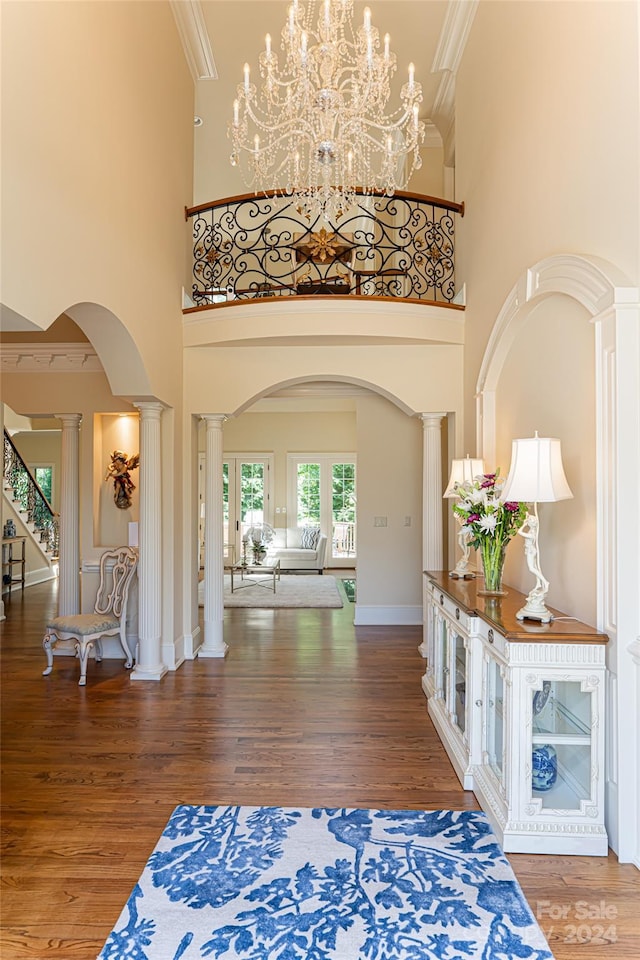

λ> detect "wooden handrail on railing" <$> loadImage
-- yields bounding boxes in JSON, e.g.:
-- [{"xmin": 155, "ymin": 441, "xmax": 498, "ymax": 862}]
[
  {"xmin": 185, "ymin": 188, "xmax": 464, "ymax": 310},
  {"xmin": 3, "ymin": 428, "xmax": 59, "ymax": 558}
]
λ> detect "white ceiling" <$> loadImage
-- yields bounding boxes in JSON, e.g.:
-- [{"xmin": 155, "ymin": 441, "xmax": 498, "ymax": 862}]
[{"xmin": 191, "ymin": 0, "xmax": 452, "ymax": 203}]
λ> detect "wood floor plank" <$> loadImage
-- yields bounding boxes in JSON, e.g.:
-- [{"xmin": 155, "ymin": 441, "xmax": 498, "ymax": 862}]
[{"xmin": 1, "ymin": 579, "xmax": 638, "ymax": 958}]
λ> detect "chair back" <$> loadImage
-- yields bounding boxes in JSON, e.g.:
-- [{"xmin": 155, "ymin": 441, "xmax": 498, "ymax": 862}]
[{"xmin": 94, "ymin": 546, "xmax": 138, "ymax": 621}]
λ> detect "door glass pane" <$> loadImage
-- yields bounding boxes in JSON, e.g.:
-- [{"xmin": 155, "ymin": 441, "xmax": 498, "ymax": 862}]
[
  {"xmin": 331, "ymin": 463, "xmax": 356, "ymax": 559},
  {"xmin": 222, "ymin": 463, "xmax": 230, "ymax": 542},
  {"xmin": 240, "ymin": 463, "xmax": 265, "ymax": 539},
  {"xmin": 297, "ymin": 463, "xmax": 320, "ymax": 526},
  {"xmin": 454, "ymin": 633, "xmax": 466, "ymax": 733},
  {"xmin": 532, "ymin": 680, "xmax": 592, "ymax": 809},
  {"xmin": 486, "ymin": 659, "xmax": 504, "ymax": 781}
]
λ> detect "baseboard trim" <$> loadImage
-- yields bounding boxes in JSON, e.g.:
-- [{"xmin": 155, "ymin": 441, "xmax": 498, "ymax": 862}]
[{"xmin": 353, "ymin": 604, "xmax": 422, "ymax": 626}]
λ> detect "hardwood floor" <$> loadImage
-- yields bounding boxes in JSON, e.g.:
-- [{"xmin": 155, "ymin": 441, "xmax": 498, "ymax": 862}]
[{"xmin": 1, "ymin": 579, "xmax": 638, "ymax": 958}]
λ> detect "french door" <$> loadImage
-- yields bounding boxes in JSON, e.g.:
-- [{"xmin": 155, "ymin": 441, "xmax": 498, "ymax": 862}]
[
  {"xmin": 287, "ymin": 454, "xmax": 357, "ymax": 567},
  {"xmin": 199, "ymin": 454, "xmax": 272, "ymax": 565}
]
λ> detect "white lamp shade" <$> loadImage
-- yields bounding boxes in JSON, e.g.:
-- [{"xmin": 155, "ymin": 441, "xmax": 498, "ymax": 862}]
[
  {"xmin": 443, "ymin": 456, "xmax": 485, "ymax": 498},
  {"xmin": 502, "ymin": 436, "xmax": 573, "ymax": 503}
]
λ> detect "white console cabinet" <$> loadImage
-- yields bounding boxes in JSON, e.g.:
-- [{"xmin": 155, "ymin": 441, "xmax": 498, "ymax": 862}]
[{"xmin": 423, "ymin": 573, "xmax": 608, "ymax": 856}]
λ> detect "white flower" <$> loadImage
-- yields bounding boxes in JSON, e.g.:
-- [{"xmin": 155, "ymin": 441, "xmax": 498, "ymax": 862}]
[
  {"xmin": 468, "ymin": 487, "xmax": 486, "ymax": 506},
  {"xmin": 478, "ymin": 514, "xmax": 498, "ymax": 535}
]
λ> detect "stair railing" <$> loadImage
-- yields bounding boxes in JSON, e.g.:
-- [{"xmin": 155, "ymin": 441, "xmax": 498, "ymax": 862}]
[{"xmin": 3, "ymin": 429, "xmax": 59, "ymax": 558}]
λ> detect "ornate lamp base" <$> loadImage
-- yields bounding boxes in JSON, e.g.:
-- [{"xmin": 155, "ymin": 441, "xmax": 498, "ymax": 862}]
[{"xmin": 515, "ymin": 591, "xmax": 553, "ymax": 623}]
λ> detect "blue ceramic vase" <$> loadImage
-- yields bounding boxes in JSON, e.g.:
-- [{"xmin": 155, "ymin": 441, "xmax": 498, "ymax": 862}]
[{"xmin": 532, "ymin": 744, "xmax": 557, "ymax": 791}]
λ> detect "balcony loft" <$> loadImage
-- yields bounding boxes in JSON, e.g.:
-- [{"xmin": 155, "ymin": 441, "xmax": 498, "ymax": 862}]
[{"xmin": 183, "ymin": 189, "xmax": 465, "ymax": 349}]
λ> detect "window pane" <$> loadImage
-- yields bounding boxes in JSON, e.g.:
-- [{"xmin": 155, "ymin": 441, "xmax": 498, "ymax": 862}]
[{"xmin": 34, "ymin": 466, "xmax": 52, "ymax": 503}]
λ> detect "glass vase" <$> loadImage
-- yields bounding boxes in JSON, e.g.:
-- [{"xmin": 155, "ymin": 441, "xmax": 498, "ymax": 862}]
[{"xmin": 478, "ymin": 539, "xmax": 508, "ymax": 596}]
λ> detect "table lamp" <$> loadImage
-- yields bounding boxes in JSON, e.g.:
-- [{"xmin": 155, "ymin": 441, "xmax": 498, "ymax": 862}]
[
  {"xmin": 444, "ymin": 455, "xmax": 485, "ymax": 578},
  {"xmin": 501, "ymin": 433, "xmax": 573, "ymax": 622}
]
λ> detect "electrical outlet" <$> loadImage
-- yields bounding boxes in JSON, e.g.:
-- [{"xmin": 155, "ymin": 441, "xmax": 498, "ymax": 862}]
[{"xmin": 374, "ymin": 516, "xmax": 387, "ymax": 527}]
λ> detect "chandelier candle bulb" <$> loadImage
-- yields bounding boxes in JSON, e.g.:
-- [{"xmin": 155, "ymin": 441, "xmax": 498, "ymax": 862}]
[
  {"xmin": 265, "ymin": 33, "xmax": 271, "ymax": 56},
  {"xmin": 408, "ymin": 62, "xmax": 415, "ymax": 91},
  {"xmin": 364, "ymin": 7, "xmax": 371, "ymax": 32},
  {"xmin": 243, "ymin": 63, "xmax": 250, "ymax": 92},
  {"xmin": 384, "ymin": 33, "xmax": 390, "ymax": 61}
]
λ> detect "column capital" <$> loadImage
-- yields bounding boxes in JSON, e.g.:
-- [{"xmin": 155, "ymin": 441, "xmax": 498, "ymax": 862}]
[
  {"xmin": 133, "ymin": 401, "xmax": 164, "ymax": 419},
  {"xmin": 55, "ymin": 413, "xmax": 82, "ymax": 425},
  {"xmin": 201, "ymin": 414, "xmax": 227, "ymax": 427},
  {"xmin": 419, "ymin": 413, "xmax": 446, "ymax": 427}
]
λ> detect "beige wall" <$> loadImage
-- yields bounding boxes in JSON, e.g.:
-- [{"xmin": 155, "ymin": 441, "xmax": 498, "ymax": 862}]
[
  {"xmin": 496, "ymin": 296, "xmax": 597, "ymax": 625},
  {"xmin": 184, "ymin": 344, "xmax": 464, "ymax": 420},
  {"xmin": 455, "ymin": 0, "xmax": 638, "ymax": 623},
  {"xmin": 408, "ymin": 146, "xmax": 445, "ymax": 198},
  {"xmin": 1, "ymin": 0, "xmax": 193, "ymax": 405},
  {"xmin": 355, "ymin": 395, "xmax": 423, "ymax": 608}
]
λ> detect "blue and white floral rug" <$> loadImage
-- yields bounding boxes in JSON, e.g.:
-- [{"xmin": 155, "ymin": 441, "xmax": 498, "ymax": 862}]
[{"xmin": 98, "ymin": 806, "xmax": 554, "ymax": 960}]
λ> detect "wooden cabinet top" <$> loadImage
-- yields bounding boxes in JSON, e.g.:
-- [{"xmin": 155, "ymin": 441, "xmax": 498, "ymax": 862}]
[{"xmin": 426, "ymin": 571, "xmax": 608, "ymax": 644}]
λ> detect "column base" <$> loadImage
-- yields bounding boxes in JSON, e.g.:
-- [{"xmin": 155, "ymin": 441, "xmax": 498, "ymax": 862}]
[
  {"xmin": 199, "ymin": 619, "xmax": 229, "ymax": 658},
  {"xmin": 130, "ymin": 662, "xmax": 168, "ymax": 682}
]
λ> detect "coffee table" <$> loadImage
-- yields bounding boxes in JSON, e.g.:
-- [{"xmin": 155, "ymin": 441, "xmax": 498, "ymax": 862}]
[{"xmin": 230, "ymin": 558, "xmax": 281, "ymax": 593}]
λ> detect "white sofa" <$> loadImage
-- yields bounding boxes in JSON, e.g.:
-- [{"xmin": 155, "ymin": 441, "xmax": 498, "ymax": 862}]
[{"xmin": 269, "ymin": 527, "xmax": 327, "ymax": 573}]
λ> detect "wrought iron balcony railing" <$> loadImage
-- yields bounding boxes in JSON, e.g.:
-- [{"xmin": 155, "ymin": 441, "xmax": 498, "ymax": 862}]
[
  {"xmin": 3, "ymin": 429, "xmax": 59, "ymax": 558},
  {"xmin": 185, "ymin": 190, "xmax": 464, "ymax": 309}
]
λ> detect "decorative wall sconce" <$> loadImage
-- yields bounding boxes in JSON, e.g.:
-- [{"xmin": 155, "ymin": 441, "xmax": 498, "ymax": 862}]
[{"xmin": 105, "ymin": 450, "xmax": 140, "ymax": 510}]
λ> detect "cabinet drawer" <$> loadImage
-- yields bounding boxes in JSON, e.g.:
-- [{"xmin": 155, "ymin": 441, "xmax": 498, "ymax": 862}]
[
  {"xmin": 477, "ymin": 618, "xmax": 507, "ymax": 656},
  {"xmin": 433, "ymin": 588, "xmax": 473, "ymax": 633}
]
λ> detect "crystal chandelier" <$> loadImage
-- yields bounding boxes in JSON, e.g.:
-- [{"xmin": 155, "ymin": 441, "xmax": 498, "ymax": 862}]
[{"xmin": 229, "ymin": 0, "xmax": 426, "ymax": 220}]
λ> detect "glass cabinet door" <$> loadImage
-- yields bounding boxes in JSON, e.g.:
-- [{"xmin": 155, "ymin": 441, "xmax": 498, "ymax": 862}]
[
  {"xmin": 453, "ymin": 632, "xmax": 466, "ymax": 734},
  {"xmin": 531, "ymin": 680, "xmax": 592, "ymax": 809},
  {"xmin": 434, "ymin": 615, "xmax": 448, "ymax": 698},
  {"xmin": 485, "ymin": 656, "xmax": 505, "ymax": 784}
]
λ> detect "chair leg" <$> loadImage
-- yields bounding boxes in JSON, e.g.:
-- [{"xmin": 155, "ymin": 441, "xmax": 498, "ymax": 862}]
[
  {"xmin": 76, "ymin": 639, "xmax": 93, "ymax": 686},
  {"xmin": 42, "ymin": 632, "xmax": 55, "ymax": 676},
  {"xmin": 118, "ymin": 628, "xmax": 134, "ymax": 669}
]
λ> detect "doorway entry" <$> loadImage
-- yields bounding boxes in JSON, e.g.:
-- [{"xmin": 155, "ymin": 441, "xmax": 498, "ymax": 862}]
[{"xmin": 287, "ymin": 454, "xmax": 356, "ymax": 567}]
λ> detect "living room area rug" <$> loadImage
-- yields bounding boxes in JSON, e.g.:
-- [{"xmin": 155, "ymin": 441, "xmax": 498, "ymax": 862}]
[
  {"xmin": 198, "ymin": 575, "xmax": 343, "ymax": 608},
  {"xmin": 97, "ymin": 806, "xmax": 553, "ymax": 960}
]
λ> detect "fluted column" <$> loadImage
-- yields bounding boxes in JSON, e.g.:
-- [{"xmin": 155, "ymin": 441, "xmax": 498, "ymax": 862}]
[
  {"xmin": 200, "ymin": 415, "xmax": 228, "ymax": 657},
  {"xmin": 131, "ymin": 402, "xmax": 167, "ymax": 681},
  {"xmin": 420, "ymin": 414, "xmax": 446, "ymax": 573},
  {"xmin": 55, "ymin": 414, "xmax": 82, "ymax": 616}
]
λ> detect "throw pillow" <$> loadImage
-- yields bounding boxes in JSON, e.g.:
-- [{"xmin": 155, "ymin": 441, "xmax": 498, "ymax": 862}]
[{"xmin": 300, "ymin": 526, "xmax": 320, "ymax": 549}]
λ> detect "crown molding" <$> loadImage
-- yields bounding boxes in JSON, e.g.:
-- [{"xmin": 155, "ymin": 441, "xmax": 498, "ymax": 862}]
[
  {"xmin": 432, "ymin": 0, "xmax": 479, "ymax": 75},
  {"xmin": 0, "ymin": 343, "xmax": 102, "ymax": 373},
  {"xmin": 430, "ymin": 0, "xmax": 479, "ymax": 166},
  {"xmin": 170, "ymin": 0, "xmax": 218, "ymax": 81}
]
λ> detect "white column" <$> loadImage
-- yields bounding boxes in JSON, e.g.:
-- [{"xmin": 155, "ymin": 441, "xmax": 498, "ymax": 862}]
[
  {"xmin": 199, "ymin": 415, "xmax": 228, "ymax": 657},
  {"xmin": 131, "ymin": 402, "xmax": 167, "ymax": 681},
  {"xmin": 55, "ymin": 413, "xmax": 82, "ymax": 616},
  {"xmin": 420, "ymin": 413, "xmax": 446, "ymax": 573}
]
